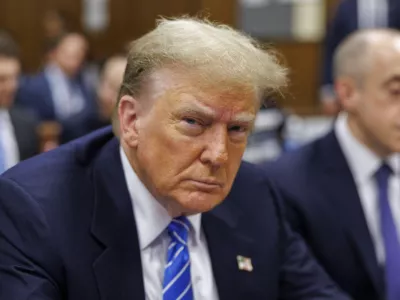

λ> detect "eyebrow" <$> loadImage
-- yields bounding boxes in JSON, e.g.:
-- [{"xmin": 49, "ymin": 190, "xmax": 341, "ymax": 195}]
[
  {"xmin": 231, "ymin": 112, "xmax": 256, "ymax": 123},
  {"xmin": 177, "ymin": 106, "xmax": 216, "ymax": 120},
  {"xmin": 177, "ymin": 103, "xmax": 255, "ymax": 124}
]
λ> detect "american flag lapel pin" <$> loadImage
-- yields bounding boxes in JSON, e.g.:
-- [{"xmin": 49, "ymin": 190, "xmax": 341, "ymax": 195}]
[{"xmin": 236, "ymin": 255, "xmax": 253, "ymax": 272}]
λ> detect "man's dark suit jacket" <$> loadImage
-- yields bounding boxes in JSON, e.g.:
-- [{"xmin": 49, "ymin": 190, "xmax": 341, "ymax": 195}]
[
  {"xmin": 15, "ymin": 72, "xmax": 97, "ymax": 143},
  {"xmin": 264, "ymin": 131, "xmax": 384, "ymax": 300},
  {"xmin": 0, "ymin": 127, "xmax": 350, "ymax": 300},
  {"xmin": 322, "ymin": 0, "xmax": 400, "ymax": 89},
  {"xmin": 9, "ymin": 106, "xmax": 39, "ymax": 161}
]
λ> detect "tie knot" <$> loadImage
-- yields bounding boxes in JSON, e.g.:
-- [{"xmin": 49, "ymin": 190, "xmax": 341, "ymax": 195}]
[
  {"xmin": 375, "ymin": 163, "xmax": 393, "ymax": 184},
  {"xmin": 167, "ymin": 216, "xmax": 191, "ymax": 245}
]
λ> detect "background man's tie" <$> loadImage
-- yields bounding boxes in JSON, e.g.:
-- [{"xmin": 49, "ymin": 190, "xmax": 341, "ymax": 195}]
[
  {"xmin": 0, "ymin": 117, "xmax": 5, "ymax": 174},
  {"xmin": 163, "ymin": 216, "xmax": 194, "ymax": 300},
  {"xmin": 0, "ymin": 141, "xmax": 5, "ymax": 174},
  {"xmin": 375, "ymin": 164, "xmax": 400, "ymax": 300}
]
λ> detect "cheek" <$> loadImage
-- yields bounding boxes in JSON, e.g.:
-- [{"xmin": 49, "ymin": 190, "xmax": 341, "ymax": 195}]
[
  {"xmin": 227, "ymin": 142, "xmax": 247, "ymax": 165},
  {"xmin": 137, "ymin": 125, "xmax": 197, "ymax": 184},
  {"xmin": 361, "ymin": 101, "xmax": 399, "ymax": 137}
]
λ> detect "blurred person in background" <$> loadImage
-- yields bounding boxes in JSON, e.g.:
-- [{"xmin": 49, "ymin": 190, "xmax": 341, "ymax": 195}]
[
  {"xmin": 16, "ymin": 32, "xmax": 97, "ymax": 143},
  {"xmin": 0, "ymin": 17, "xmax": 351, "ymax": 300},
  {"xmin": 90, "ymin": 54, "xmax": 127, "ymax": 130},
  {"xmin": 320, "ymin": 0, "xmax": 400, "ymax": 115},
  {"xmin": 43, "ymin": 9, "xmax": 70, "ymax": 40},
  {"xmin": 0, "ymin": 31, "xmax": 39, "ymax": 174},
  {"xmin": 265, "ymin": 29, "xmax": 400, "ymax": 300}
]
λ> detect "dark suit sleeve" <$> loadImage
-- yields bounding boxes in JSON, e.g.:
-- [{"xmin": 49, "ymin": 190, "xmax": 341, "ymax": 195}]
[
  {"xmin": 0, "ymin": 177, "xmax": 62, "ymax": 300},
  {"xmin": 268, "ymin": 183, "xmax": 351, "ymax": 300}
]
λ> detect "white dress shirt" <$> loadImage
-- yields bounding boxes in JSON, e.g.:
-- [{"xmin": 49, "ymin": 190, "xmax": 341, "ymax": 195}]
[
  {"xmin": 45, "ymin": 64, "xmax": 85, "ymax": 120},
  {"xmin": 0, "ymin": 110, "xmax": 19, "ymax": 171},
  {"xmin": 335, "ymin": 113, "xmax": 400, "ymax": 264},
  {"xmin": 120, "ymin": 147, "xmax": 219, "ymax": 300},
  {"xmin": 358, "ymin": 0, "xmax": 388, "ymax": 29}
]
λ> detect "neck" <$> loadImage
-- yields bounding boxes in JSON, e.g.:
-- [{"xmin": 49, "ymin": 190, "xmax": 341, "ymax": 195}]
[{"xmin": 347, "ymin": 115, "xmax": 391, "ymax": 159}]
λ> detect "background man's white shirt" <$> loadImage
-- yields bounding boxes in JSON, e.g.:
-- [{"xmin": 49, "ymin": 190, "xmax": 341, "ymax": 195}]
[
  {"xmin": 335, "ymin": 112, "xmax": 400, "ymax": 264},
  {"xmin": 0, "ymin": 110, "xmax": 19, "ymax": 171}
]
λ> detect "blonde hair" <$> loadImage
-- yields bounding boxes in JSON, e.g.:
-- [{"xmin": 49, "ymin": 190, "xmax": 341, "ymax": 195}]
[{"xmin": 114, "ymin": 17, "xmax": 287, "ymax": 129}]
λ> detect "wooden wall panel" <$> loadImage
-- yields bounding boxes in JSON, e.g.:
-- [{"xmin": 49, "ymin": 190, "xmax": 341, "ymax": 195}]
[
  {"xmin": 326, "ymin": 0, "xmax": 341, "ymax": 22},
  {"xmin": 273, "ymin": 41, "xmax": 322, "ymax": 113},
  {"xmin": 200, "ymin": 0, "xmax": 237, "ymax": 26},
  {"xmin": 0, "ymin": 0, "xmax": 45, "ymax": 71},
  {"xmin": 88, "ymin": 0, "xmax": 202, "ymax": 62}
]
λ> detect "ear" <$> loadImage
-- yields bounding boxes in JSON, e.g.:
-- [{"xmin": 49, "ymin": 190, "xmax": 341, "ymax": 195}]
[
  {"xmin": 334, "ymin": 77, "xmax": 360, "ymax": 112},
  {"xmin": 118, "ymin": 95, "xmax": 141, "ymax": 148}
]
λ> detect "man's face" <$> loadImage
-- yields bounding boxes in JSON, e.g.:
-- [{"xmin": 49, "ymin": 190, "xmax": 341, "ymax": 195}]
[
  {"xmin": 98, "ymin": 59, "xmax": 126, "ymax": 119},
  {"xmin": 54, "ymin": 35, "xmax": 87, "ymax": 77},
  {"xmin": 120, "ymin": 68, "xmax": 257, "ymax": 215},
  {"xmin": 349, "ymin": 43, "xmax": 400, "ymax": 155},
  {"xmin": 0, "ymin": 56, "xmax": 20, "ymax": 108}
]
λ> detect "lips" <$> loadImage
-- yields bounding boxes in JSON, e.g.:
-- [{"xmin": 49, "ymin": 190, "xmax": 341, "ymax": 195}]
[{"xmin": 187, "ymin": 179, "xmax": 224, "ymax": 191}]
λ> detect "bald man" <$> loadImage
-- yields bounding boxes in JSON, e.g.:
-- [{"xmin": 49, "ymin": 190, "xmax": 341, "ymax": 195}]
[
  {"xmin": 320, "ymin": 0, "xmax": 400, "ymax": 115},
  {"xmin": 264, "ymin": 29, "xmax": 400, "ymax": 300}
]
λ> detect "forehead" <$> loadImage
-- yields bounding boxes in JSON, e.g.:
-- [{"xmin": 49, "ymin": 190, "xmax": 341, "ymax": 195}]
[
  {"xmin": 59, "ymin": 36, "xmax": 87, "ymax": 52},
  {"xmin": 0, "ymin": 57, "xmax": 20, "ymax": 74},
  {"xmin": 104, "ymin": 61, "xmax": 126, "ymax": 80},
  {"xmin": 369, "ymin": 42, "xmax": 400, "ymax": 77},
  {"xmin": 144, "ymin": 67, "xmax": 258, "ymax": 116}
]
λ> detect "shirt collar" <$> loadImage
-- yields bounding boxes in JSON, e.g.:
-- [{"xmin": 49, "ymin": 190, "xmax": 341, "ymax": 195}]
[
  {"xmin": 45, "ymin": 63, "xmax": 65, "ymax": 78},
  {"xmin": 120, "ymin": 146, "xmax": 201, "ymax": 250},
  {"xmin": 335, "ymin": 112, "xmax": 400, "ymax": 182}
]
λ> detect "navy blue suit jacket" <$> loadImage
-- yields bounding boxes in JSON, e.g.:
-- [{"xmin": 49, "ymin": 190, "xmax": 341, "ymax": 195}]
[
  {"xmin": 264, "ymin": 131, "xmax": 384, "ymax": 300},
  {"xmin": 0, "ymin": 127, "xmax": 350, "ymax": 300},
  {"xmin": 322, "ymin": 0, "xmax": 400, "ymax": 89},
  {"xmin": 15, "ymin": 72, "xmax": 97, "ymax": 143}
]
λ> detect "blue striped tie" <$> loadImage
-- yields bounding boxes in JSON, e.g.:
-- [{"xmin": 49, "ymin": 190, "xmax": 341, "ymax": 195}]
[{"xmin": 163, "ymin": 216, "xmax": 193, "ymax": 300}]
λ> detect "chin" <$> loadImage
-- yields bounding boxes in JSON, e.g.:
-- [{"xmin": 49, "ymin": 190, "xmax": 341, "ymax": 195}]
[
  {"xmin": 178, "ymin": 191, "xmax": 224, "ymax": 214},
  {"xmin": 391, "ymin": 145, "xmax": 400, "ymax": 153}
]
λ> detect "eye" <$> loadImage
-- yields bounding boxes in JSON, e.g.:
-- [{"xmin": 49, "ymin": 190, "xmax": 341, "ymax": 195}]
[
  {"xmin": 389, "ymin": 89, "xmax": 400, "ymax": 96},
  {"xmin": 178, "ymin": 117, "xmax": 204, "ymax": 136},
  {"xmin": 228, "ymin": 124, "xmax": 250, "ymax": 143},
  {"xmin": 184, "ymin": 118, "xmax": 199, "ymax": 125},
  {"xmin": 229, "ymin": 125, "xmax": 247, "ymax": 132}
]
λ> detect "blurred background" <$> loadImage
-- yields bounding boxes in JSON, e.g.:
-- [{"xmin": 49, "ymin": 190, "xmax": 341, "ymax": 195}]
[{"xmin": 0, "ymin": 0, "xmax": 364, "ymax": 170}]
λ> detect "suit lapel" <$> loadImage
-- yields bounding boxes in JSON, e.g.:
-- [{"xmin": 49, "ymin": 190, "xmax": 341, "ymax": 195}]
[
  {"xmin": 317, "ymin": 132, "xmax": 383, "ymax": 295},
  {"xmin": 90, "ymin": 138, "xmax": 145, "ymax": 300},
  {"xmin": 202, "ymin": 198, "xmax": 265, "ymax": 300}
]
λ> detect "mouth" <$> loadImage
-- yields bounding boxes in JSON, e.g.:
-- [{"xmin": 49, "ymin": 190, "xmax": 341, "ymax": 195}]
[{"xmin": 187, "ymin": 179, "xmax": 224, "ymax": 191}]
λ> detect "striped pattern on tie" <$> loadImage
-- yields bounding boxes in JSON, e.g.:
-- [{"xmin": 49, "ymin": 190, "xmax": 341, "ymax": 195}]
[{"xmin": 163, "ymin": 216, "xmax": 193, "ymax": 300}]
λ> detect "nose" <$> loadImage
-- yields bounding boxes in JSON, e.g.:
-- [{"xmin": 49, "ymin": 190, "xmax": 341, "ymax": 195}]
[{"xmin": 200, "ymin": 127, "xmax": 229, "ymax": 168}]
